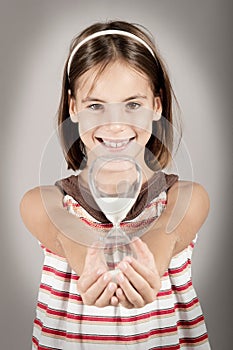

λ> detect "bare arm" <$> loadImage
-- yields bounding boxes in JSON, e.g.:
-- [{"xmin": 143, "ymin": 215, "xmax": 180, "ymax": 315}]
[
  {"xmin": 20, "ymin": 181, "xmax": 209, "ymax": 276},
  {"xmin": 142, "ymin": 181, "xmax": 210, "ymax": 276},
  {"xmin": 20, "ymin": 185, "xmax": 91, "ymax": 272}
]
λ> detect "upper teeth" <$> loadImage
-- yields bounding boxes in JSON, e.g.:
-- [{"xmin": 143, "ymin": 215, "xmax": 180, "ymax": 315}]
[{"xmin": 103, "ymin": 140, "xmax": 129, "ymax": 148}]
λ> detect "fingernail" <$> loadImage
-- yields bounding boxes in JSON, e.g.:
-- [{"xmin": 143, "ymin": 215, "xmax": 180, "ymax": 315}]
[
  {"xmin": 117, "ymin": 273, "xmax": 124, "ymax": 283},
  {"xmin": 117, "ymin": 288, "xmax": 123, "ymax": 296},
  {"xmin": 108, "ymin": 282, "xmax": 116, "ymax": 291},
  {"xmin": 119, "ymin": 262, "xmax": 128, "ymax": 271},
  {"xmin": 97, "ymin": 268, "xmax": 105, "ymax": 276},
  {"xmin": 103, "ymin": 273, "xmax": 110, "ymax": 282},
  {"xmin": 124, "ymin": 256, "xmax": 132, "ymax": 264}
]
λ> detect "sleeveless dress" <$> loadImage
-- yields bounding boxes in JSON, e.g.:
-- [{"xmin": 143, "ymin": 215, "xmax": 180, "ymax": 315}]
[{"xmin": 32, "ymin": 173, "xmax": 210, "ymax": 349}]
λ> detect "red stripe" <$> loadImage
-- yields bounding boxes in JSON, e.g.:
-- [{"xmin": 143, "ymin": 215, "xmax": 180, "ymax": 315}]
[
  {"xmin": 43, "ymin": 261, "xmax": 192, "ymax": 284},
  {"xmin": 43, "ymin": 265, "xmax": 79, "ymax": 281},
  {"xmin": 180, "ymin": 332, "xmax": 209, "ymax": 345},
  {"xmin": 189, "ymin": 241, "xmax": 195, "ymax": 249},
  {"xmin": 34, "ymin": 316, "xmax": 208, "ymax": 346},
  {"xmin": 41, "ymin": 246, "xmax": 64, "ymax": 258},
  {"xmin": 168, "ymin": 259, "xmax": 191, "ymax": 275},
  {"xmin": 40, "ymin": 283, "xmax": 82, "ymax": 302},
  {"xmin": 39, "ymin": 280, "xmax": 199, "ymax": 316},
  {"xmin": 37, "ymin": 296, "xmax": 199, "ymax": 324},
  {"xmin": 32, "ymin": 336, "xmax": 60, "ymax": 350},
  {"xmin": 37, "ymin": 301, "xmax": 177, "ymax": 322},
  {"xmin": 175, "ymin": 297, "xmax": 199, "ymax": 310},
  {"xmin": 150, "ymin": 346, "xmax": 180, "ymax": 350},
  {"xmin": 177, "ymin": 314, "xmax": 205, "ymax": 327},
  {"xmin": 65, "ymin": 198, "xmax": 166, "ymax": 208},
  {"xmin": 34, "ymin": 319, "xmax": 208, "ymax": 346},
  {"xmin": 81, "ymin": 217, "xmax": 112, "ymax": 228},
  {"xmin": 34, "ymin": 317, "xmax": 178, "ymax": 341},
  {"xmin": 171, "ymin": 280, "xmax": 192, "ymax": 292},
  {"xmin": 64, "ymin": 200, "xmax": 81, "ymax": 208}
]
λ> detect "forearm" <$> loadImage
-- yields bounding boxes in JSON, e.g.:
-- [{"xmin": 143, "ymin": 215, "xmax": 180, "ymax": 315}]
[
  {"xmin": 20, "ymin": 186, "xmax": 94, "ymax": 274},
  {"xmin": 141, "ymin": 181, "xmax": 210, "ymax": 277}
]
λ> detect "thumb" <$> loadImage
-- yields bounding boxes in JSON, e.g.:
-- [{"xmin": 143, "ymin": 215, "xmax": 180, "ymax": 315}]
[
  {"xmin": 130, "ymin": 237, "xmax": 151, "ymax": 261},
  {"xmin": 85, "ymin": 241, "xmax": 108, "ymax": 271}
]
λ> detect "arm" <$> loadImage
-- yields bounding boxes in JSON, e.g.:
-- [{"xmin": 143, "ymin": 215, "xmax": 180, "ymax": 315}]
[
  {"xmin": 20, "ymin": 185, "xmax": 90, "ymax": 272},
  {"xmin": 20, "ymin": 181, "xmax": 209, "ymax": 308},
  {"xmin": 142, "ymin": 181, "xmax": 210, "ymax": 276},
  {"xmin": 108, "ymin": 180, "xmax": 210, "ymax": 307},
  {"xmin": 20, "ymin": 181, "xmax": 209, "ymax": 277}
]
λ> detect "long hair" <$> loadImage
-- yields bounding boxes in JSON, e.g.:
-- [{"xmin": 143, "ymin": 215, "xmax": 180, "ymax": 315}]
[{"xmin": 57, "ymin": 20, "xmax": 181, "ymax": 171}]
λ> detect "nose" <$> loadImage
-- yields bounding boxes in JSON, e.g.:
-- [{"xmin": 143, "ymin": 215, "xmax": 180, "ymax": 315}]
[{"xmin": 105, "ymin": 123, "xmax": 127, "ymax": 132}]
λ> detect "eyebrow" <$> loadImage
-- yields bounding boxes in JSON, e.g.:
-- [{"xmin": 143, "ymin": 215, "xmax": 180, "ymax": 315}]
[{"xmin": 81, "ymin": 95, "xmax": 148, "ymax": 103}]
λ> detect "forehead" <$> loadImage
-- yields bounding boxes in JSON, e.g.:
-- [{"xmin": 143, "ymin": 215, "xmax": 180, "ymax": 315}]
[{"xmin": 76, "ymin": 60, "xmax": 152, "ymax": 101}]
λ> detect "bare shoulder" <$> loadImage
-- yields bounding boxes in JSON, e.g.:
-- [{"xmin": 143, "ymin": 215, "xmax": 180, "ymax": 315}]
[
  {"xmin": 168, "ymin": 180, "xmax": 210, "ymax": 208},
  {"xmin": 20, "ymin": 185, "xmax": 63, "ymax": 214},
  {"xmin": 20, "ymin": 185, "xmax": 65, "ymax": 256},
  {"xmin": 21, "ymin": 184, "xmax": 62, "ymax": 202},
  {"xmin": 167, "ymin": 180, "xmax": 210, "ymax": 232}
]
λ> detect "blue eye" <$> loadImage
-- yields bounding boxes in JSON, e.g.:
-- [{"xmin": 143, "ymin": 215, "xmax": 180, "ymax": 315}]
[
  {"xmin": 125, "ymin": 102, "xmax": 141, "ymax": 111},
  {"xmin": 87, "ymin": 104, "xmax": 104, "ymax": 111}
]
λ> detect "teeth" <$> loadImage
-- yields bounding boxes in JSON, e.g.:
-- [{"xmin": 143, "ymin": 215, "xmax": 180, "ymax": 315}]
[{"xmin": 103, "ymin": 140, "xmax": 129, "ymax": 148}]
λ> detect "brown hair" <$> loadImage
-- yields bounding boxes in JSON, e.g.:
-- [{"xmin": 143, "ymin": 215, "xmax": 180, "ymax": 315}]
[{"xmin": 57, "ymin": 20, "xmax": 181, "ymax": 171}]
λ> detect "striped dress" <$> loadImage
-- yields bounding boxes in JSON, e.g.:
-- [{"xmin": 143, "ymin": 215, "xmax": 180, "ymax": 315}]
[{"xmin": 32, "ymin": 190, "xmax": 210, "ymax": 349}]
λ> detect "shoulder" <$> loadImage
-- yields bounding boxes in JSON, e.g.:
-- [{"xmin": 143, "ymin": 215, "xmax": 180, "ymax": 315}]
[
  {"xmin": 168, "ymin": 180, "xmax": 209, "ymax": 205},
  {"xmin": 20, "ymin": 185, "xmax": 66, "ymax": 257},
  {"xmin": 167, "ymin": 180, "xmax": 210, "ymax": 234},
  {"xmin": 21, "ymin": 185, "xmax": 62, "ymax": 203},
  {"xmin": 20, "ymin": 185, "xmax": 63, "ymax": 220}
]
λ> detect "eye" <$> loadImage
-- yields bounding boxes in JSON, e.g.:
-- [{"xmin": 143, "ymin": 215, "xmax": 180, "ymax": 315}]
[
  {"xmin": 125, "ymin": 102, "xmax": 141, "ymax": 111},
  {"xmin": 87, "ymin": 103, "xmax": 104, "ymax": 111}
]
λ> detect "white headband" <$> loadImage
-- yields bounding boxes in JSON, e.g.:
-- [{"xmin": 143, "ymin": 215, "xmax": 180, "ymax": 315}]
[{"xmin": 67, "ymin": 29, "xmax": 155, "ymax": 78}]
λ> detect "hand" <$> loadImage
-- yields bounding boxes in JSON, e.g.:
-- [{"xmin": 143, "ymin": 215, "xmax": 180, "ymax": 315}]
[
  {"xmin": 77, "ymin": 243, "xmax": 119, "ymax": 307},
  {"xmin": 114, "ymin": 238, "xmax": 161, "ymax": 308}
]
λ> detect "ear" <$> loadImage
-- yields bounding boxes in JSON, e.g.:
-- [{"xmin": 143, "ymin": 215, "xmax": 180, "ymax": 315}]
[
  {"xmin": 68, "ymin": 90, "xmax": 79, "ymax": 123},
  {"xmin": 153, "ymin": 96, "xmax": 162, "ymax": 121}
]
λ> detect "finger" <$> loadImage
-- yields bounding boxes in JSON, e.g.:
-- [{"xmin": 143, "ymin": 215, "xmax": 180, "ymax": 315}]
[
  {"xmin": 116, "ymin": 271, "xmax": 145, "ymax": 308},
  {"xmin": 124, "ymin": 238, "xmax": 160, "ymax": 290},
  {"xmin": 77, "ymin": 266, "xmax": 106, "ymax": 294},
  {"xmin": 115, "ymin": 288, "xmax": 133, "ymax": 309},
  {"xmin": 85, "ymin": 243, "xmax": 107, "ymax": 272},
  {"xmin": 117, "ymin": 261, "xmax": 159, "ymax": 303},
  {"xmin": 110, "ymin": 295, "xmax": 119, "ymax": 307},
  {"xmin": 95, "ymin": 282, "xmax": 118, "ymax": 307},
  {"xmin": 123, "ymin": 256, "xmax": 160, "ymax": 291},
  {"xmin": 81, "ymin": 272, "xmax": 112, "ymax": 305},
  {"xmin": 78, "ymin": 246, "xmax": 107, "ymax": 292},
  {"xmin": 131, "ymin": 238, "xmax": 155, "ymax": 267}
]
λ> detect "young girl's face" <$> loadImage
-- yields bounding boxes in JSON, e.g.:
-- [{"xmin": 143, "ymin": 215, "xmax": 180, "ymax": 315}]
[{"xmin": 69, "ymin": 60, "xmax": 162, "ymax": 158}]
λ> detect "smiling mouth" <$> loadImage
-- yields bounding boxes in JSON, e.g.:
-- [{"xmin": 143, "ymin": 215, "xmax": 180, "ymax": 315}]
[{"xmin": 96, "ymin": 137, "xmax": 135, "ymax": 149}]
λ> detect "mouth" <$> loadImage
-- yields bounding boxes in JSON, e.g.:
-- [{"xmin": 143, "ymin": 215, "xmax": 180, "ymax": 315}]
[{"xmin": 96, "ymin": 137, "xmax": 135, "ymax": 150}]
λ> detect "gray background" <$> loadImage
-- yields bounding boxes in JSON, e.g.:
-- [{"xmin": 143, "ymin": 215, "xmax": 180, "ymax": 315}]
[{"xmin": 0, "ymin": 0, "xmax": 232, "ymax": 349}]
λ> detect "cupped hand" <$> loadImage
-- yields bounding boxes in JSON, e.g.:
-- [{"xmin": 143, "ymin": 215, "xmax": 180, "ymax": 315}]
[
  {"xmin": 77, "ymin": 238, "xmax": 161, "ymax": 309},
  {"xmin": 77, "ymin": 243, "xmax": 119, "ymax": 307},
  {"xmin": 114, "ymin": 238, "xmax": 161, "ymax": 308}
]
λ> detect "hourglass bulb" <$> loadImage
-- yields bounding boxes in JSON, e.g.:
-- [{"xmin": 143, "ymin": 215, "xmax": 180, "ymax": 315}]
[{"xmin": 88, "ymin": 155, "xmax": 142, "ymax": 270}]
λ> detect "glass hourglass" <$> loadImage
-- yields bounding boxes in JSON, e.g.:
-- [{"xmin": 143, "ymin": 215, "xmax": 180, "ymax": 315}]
[{"xmin": 88, "ymin": 155, "xmax": 142, "ymax": 271}]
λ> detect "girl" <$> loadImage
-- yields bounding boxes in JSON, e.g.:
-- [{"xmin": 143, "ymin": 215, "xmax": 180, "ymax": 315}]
[{"xmin": 20, "ymin": 21, "xmax": 210, "ymax": 349}]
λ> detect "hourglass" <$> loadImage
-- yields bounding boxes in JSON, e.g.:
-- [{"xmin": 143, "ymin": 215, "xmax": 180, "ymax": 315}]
[{"xmin": 88, "ymin": 155, "xmax": 142, "ymax": 271}]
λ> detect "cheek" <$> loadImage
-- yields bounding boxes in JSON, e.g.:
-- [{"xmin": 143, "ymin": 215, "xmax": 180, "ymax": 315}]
[
  {"xmin": 136, "ymin": 126, "xmax": 152, "ymax": 145},
  {"xmin": 78, "ymin": 124, "xmax": 94, "ymax": 150}
]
